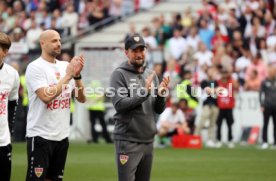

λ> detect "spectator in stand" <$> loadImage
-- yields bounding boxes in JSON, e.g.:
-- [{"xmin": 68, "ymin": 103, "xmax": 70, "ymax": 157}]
[
  {"xmin": 238, "ymin": 5, "xmax": 253, "ymax": 36},
  {"xmin": 230, "ymin": 30, "xmax": 244, "ymax": 59},
  {"xmin": 52, "ymin": 9, "xmax": 64, "ymax": 30},
  {"xmin": 245, "ymin": 52, "xmax": 267, "ymax": 82},
  {"xmin": 193, "ymin": 41, "xmax": 213, "ymax": 82},
  {"xmin": 167, "ymin": 26, "xmax": 187, "ymax": 60},
  {"xmin": 152, "ymin": 16, "xmax": 171, "ymax": 47},
  {"xmin": 213, "ymin": 46, "xmax": 233, "ymax": 70},
  {"xmin": 181, "ymin": 8, "xmax": 193, "ymax": 29},
  {"xmin": 244, "ymin": 16, "xmax": 266, "ymax": 39},
  {"xmin": 109, "ymin": 0, "xmax": 123, "ymax": 17},
  {"xmin": 198, "ymin": 19, "xmax": 215, "ymax": 50},
  {"xmin": 244, "ymin": 69, "xmax": 261, "ymax": 91},
  {"xmin": 211, "ymin": 27, "xmax": 229, "ymax": 51},
  {"xmin": 26, "ymin": 20, "xmax": 43, "ymax": 50},
  {"xmin": 257, "ymin": 38, "xmax": 269, "ymax": 65},
  {"xmin": 124, "ymin": 22, "xmax": 137, "ymax": 42},
  {"xmin": 87, "ymin": 0, "xmax": 109, "ymax": 26},
  {"xmin": 219, "ymin": 0, "xmax": 237, "ymax": 14},
  {"xmin": 142, "ymin": 26, "xmax": 158, "ymax": 50},
  {"xmin": 235, "ymin": 47, "xmax": 252, "ymax": 87},
  {"xmin": 61, "ymin": 3, "xmax": 79, "ymax": 36},
  {"xmin": 186, "ymin": 26, "xmax": 200, "ymax": 52},
  {"xmin": 264, "ymin": 10, "xmax": 275, "ymax": 37},
  {"xmin": 267, "ymin": 27, "xmax": 276, "ymax": 51},
  {"xmin": 163, "ymin": 59, "xmax": 181, "ymax": 91}
]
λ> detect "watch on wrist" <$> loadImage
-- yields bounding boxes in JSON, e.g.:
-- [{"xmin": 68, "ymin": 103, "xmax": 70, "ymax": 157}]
[{"xmin": 73, "ymin": 74, "xmax": 82, "ymax": 80}]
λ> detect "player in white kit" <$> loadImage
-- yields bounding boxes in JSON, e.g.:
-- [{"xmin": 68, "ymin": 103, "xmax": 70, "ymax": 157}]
[
  {"xmin": 25, "ymin": 30, "xmax": 86, "ymax": 181},
  {"xmin": 0, "ymin": 32, "xmax": 20, "ymax": 181}
]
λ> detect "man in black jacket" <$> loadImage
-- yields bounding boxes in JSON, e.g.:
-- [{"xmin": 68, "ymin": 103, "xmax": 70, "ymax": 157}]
[
  {"xmin": 110, "ymin": 33, "xmax": 170, "ymax": 181},
  {"xmin": 259, "ymin": 65, "xmax": 276, "ymax": 149}
]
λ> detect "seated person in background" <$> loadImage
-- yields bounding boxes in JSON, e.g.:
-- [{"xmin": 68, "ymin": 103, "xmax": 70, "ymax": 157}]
[
  {"xmin": 178, "ymin": 98, "xmax": 196, "ymax": 134},
  {"xmin": 157, "ymin": 101, "xmax": 190, "ymax": 141}
]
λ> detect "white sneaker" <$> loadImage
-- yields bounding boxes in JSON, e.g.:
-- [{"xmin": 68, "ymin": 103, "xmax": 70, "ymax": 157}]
[
  {"xmin": 228, "ymin": 142, "xmax": 235, "ymax": 149},
  {"xmin": 216, "ymin": 142, "xmax": 222, "ymax": 148},
  {"xmin": 261, "ymin": 143, "xmax": 269, "ymax": 150},
  {"xmin": 206, "ymin": 140, "xmax": 216, "ymax": 148}
]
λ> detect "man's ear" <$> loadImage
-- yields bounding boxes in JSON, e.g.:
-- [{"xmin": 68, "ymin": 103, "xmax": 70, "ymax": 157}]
[
  {"xmin": 125, "ymin": 50, "xmax": 128, "ymax": 56},
  {"xmin": 3, "ymin": 48, "xmax": 9, "ymax": 56}
]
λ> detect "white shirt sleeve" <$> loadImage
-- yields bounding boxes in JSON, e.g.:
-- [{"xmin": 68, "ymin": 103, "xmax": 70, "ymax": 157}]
[
  {"xmin": 157, "ymin": 108, "xmax": 170, "ymax": 129},
  {"xmin": 177, "ymin": 109, "xmax": 185, "ymax": 123},
  {"xmin": 26, "ymin": 64, "xmax": 48, "ymax": 92},
  {"xmin": 8, "ymin": 70, "xmax": 20, "ymax": 101}
]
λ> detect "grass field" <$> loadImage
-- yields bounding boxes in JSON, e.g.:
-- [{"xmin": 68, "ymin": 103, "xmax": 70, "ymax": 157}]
[{"xmin": 11, "ymin": 142, "xmax": 276, "ymax": 181}]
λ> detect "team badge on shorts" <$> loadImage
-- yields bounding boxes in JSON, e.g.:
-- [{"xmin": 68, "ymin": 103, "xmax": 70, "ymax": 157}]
[
  {"xmin": 120, "ymin": 155, "xmax": 129, "ymax": 165},
  {"xmin": 35, "ymin": 167, "xmax": 43, "ymax": 178}
]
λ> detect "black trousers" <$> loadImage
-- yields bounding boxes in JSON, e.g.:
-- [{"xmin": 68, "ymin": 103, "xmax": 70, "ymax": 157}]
[
  {"xmin": 89, "ymin": 110, "xmax": 111, "ymax": 142},
  {"xmin": 216, "ymin": 109, "xmax": 234, "ymax": 142},
  {"xmin": 0, "ymin": 144, "xmax": 12, "ymax": 181},
  {"xmin": 262, "ymin": 106, "xmax": 276, "ymax": 144},
  {"xmin": 115, "ymin": 140, "xmax": 153, "ymax": 181},
  {"xmin": 26, "ymin": 137, "xmax": 69, "ymax": 181}
]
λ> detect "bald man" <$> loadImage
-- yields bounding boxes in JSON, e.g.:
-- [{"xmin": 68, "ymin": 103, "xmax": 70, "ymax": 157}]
[{"xmin": 25, "ymin": 30, "xmax": 86, "ymax": 181}]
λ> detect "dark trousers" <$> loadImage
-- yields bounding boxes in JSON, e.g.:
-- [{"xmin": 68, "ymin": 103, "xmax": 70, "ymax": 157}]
[
  {"xmin": 26, "ymin": 137, "xmax": 69, "ymax": 181},
  {"xmin": 217, "ymin": 109, "xmax": 234, "ymax": 142},
  {"xmin": 0, "ymin": 144, "xmax": 12, "ymax": 181},
  {"xmin": 115, "ymin": 140, "xmax": 153, "ymax": 181},
  {"xmin": 262, "ymin": 106, "xmax": 276, "ymax": 144},
  {"xmin": 89, "ymin": 110, "xmax": 111, "ymax": 142}
]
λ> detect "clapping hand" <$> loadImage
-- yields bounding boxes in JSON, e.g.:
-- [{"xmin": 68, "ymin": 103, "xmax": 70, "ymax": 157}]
[
  {"xmin": 158, "ymin": 76, "xmax": 170, "ymax": 96},
  {"xmin": 66, "ymin": 55, "xmax": 85, "ymax": 78}
]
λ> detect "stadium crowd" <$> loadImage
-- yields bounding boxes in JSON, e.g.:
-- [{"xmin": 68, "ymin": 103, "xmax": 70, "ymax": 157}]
[{"xmin": 0, "ymin": 0, "xmax": 159, "ymax": 50}]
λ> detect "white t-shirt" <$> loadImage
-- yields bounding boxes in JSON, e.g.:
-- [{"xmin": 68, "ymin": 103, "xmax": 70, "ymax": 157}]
[
  {"xmin": 186, "ymin": 35, "xmax": 200, "ymax": 51},
  {"xmin": 235, "ymin": 56, "xmax": 251, "ymax": 79},
  {"xmin": 0, "ymin": 63, "xmax": 19, "ymax": 146},
  {"xmin": 157, "ymin": 107, "xmax": 185, "ymax": 132},
  {"xmin": 266, "ymin": 35, "xmax": 276, "ymax": 50},
  {"xmin": 26, "ymin": 57, "xmax": 75, "ymax": 141},
  {"xmin": 193, "ymin": 51, "xmax": 213, "ymax": 66},
  {"xmin": 143, "ymin": 36, "xmax": 158, "ymax": 49},
  {"xmin": 168, "ymin": 37, "xmax": 188, "ymax": 60}
]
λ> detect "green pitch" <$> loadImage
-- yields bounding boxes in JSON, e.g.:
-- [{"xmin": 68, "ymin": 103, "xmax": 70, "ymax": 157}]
[{"xmin": 11, "ymin": 143, "xmax": 276, "ymax": 181}]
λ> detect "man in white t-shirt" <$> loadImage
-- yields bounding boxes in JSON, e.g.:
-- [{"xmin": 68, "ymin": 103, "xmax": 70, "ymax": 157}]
[
  {"xmin": 157, "ymin": 102, "xmax": 189, "ymax": 138},
  {"xmin": 0, "ymin": 32, "xmax": 20, "ymax": 181},
  {"xmin": 168, "ymin": 27, "xmax": 188, "ymax": 60},
  {"xmin": 25, "ymin": 30, "xmax": 86, "ymax": 181}
]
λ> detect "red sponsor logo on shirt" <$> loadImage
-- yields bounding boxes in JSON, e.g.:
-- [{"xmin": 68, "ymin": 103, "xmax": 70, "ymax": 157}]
[
  {"xmin": 0, "ymin": 92, "xmax": 8, "ymax": 116},
  {"xmin": 47, "ymin": 98, "xmax": 70, "ymax": 110}
]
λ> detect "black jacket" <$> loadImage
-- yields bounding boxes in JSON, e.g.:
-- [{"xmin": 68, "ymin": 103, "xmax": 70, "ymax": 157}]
[
  {"xmin": 259, "ymin": 78, "xmax": 276, "ymax": 108},
  {"xmin": 110, "ymin": 61, "xmax": 166, "ymax": 143}
]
